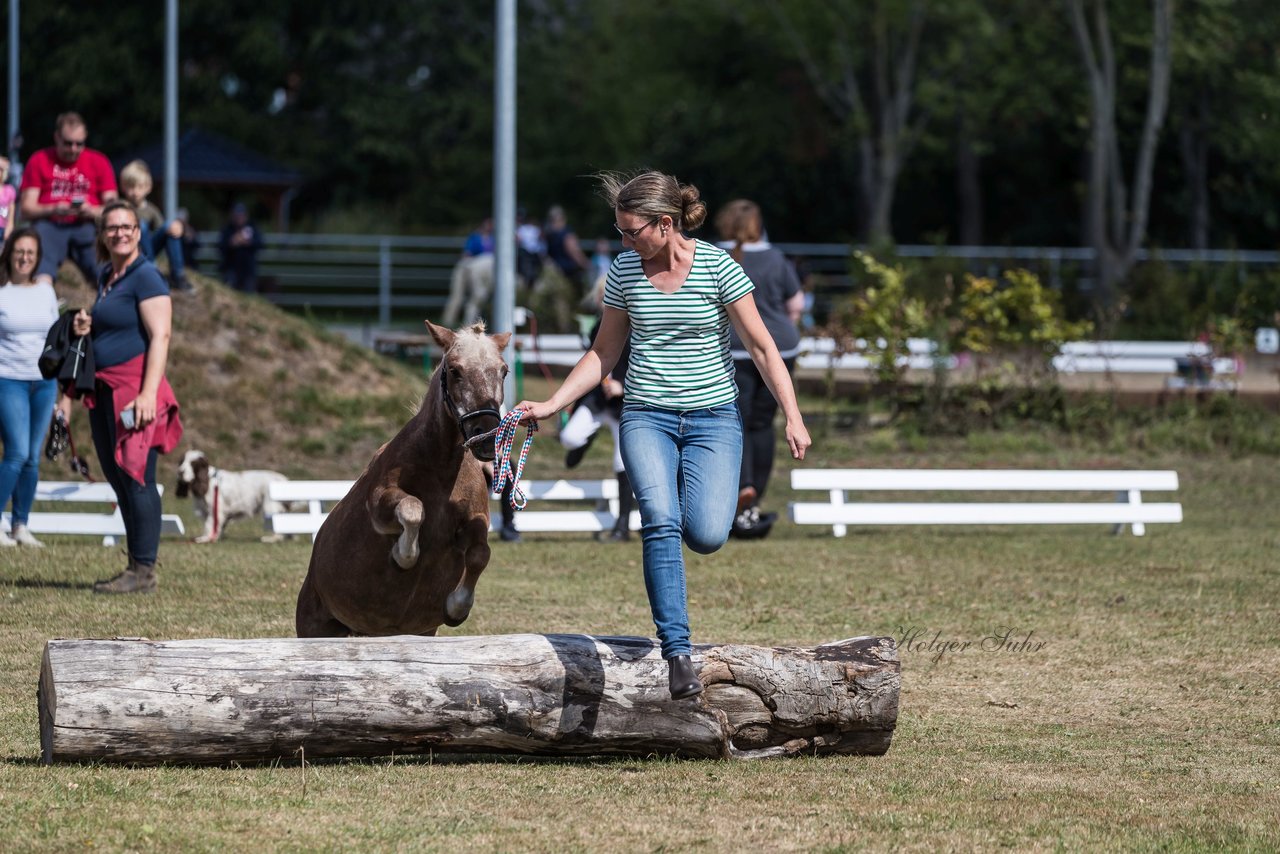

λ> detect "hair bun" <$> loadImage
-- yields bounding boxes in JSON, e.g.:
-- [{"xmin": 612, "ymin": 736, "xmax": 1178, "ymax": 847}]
[{"xmin": 681, "ymin": 184, "xmax": 707, "ymax": 232}]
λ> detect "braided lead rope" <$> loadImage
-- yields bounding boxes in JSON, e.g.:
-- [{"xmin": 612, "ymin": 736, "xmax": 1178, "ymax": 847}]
[{"xmin": 491, "ymin": 409, "xmax": 536, "ymax": 510}]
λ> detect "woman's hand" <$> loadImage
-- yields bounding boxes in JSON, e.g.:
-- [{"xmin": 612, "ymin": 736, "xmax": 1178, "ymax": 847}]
[
  {"xmin": 126, "ymin": 390, "xmax": 159, "ymax": 428},
  {"xmin": 785, "ymin": 418, "xmax": 811, "ymax": 461},
  {"xmin": 55, "ymin": 394, "xmax": 73, "ymax": 424},
  {"xmin": 71, "ymin": 309, "xmax": 92, "ymax": 337},
  {"xmin": 513, "ymin": 400, "xmax": 559, "ymax": 424}
]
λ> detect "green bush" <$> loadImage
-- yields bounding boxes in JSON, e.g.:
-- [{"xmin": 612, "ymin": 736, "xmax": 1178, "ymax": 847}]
[
  {"xmin": 829, "ymin": 252, "xmax": 930, "ymax": 389},
  {"xmin": 954, "ymin": 269, "xmax": 1092, "ymax": 382}
]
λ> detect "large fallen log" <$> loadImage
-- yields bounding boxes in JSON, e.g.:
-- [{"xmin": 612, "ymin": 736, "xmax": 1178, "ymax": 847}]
[{"xmin": 39, "ymin": 633, "xmax": 898, "ymax": 764}]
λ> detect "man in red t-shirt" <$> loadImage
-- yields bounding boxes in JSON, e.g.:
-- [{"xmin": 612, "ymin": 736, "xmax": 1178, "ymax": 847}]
[{"xmin": 19, "ymin": 112, "xmax": 118, "ymax": 283}]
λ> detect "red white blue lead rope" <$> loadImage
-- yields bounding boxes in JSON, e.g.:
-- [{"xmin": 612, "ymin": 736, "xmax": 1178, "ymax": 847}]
[{"xmin": 491, "ymin": 409, "xmax": 536, "ymax": 509}]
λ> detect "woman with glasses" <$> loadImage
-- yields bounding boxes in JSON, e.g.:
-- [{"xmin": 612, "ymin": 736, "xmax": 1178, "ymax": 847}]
[
  {"xmin": 57, "ymin": 201, "xmax": 182, "ymax": 593},
  {"xmin": 516, "ymin": 171, "xmax": 811, "ymax": 699},
  {"xmin": 0, "ymin": 228, "xmax": 59, "ymax": 547}
]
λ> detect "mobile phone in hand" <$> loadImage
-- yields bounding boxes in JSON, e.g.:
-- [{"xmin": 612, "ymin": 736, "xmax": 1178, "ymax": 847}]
[{"xmin": 120, "ymin": 408, "xmax": 136, "ymax": 430}]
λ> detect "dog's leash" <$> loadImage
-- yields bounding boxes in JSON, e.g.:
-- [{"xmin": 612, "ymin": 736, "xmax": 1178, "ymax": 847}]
[
  {"xmin": 210, "ymin": 476, "xmax": 222, "ymax": 542},
  {"xmin": 488, "ymin": 409, "xmax": 536, "ymax": 510},
  {"xmin": 45, "ymin": 410, "xmax": 96, "ymax": 482}
]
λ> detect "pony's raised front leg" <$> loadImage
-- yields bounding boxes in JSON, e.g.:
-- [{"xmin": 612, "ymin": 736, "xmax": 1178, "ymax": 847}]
[
  {"xmin": 368, "ymin": 485, "xmax": 424, "ymax": 570},
  {"xmin": 444, "ymin": 518, "xmax": 492, "ymax": 626}
]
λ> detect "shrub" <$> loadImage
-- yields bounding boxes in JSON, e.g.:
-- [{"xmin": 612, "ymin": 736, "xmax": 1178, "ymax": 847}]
[
  {"xmin": 829, "ymin": 252, "xmax": 930, "ymax": 390},
  {"xmin": 955, "ymin": 268, "xmax": 1093, "ymax": 383}
]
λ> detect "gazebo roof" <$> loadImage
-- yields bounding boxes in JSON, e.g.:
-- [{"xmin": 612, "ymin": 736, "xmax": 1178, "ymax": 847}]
[{"xmin": 120, "ymin": 128, "xmax": 302, "ymax": 188}]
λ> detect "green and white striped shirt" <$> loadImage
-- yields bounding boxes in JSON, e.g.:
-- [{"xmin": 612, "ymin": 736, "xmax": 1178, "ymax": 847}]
[{"xmin": 603, "ymin": 239, "xmax": 754, "ymax": 411}]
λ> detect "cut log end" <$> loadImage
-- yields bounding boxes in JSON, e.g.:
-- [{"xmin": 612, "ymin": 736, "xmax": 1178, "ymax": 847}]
[{"xmin": 39, "ymin": 633, "xmax": 899, "ymax": 765}]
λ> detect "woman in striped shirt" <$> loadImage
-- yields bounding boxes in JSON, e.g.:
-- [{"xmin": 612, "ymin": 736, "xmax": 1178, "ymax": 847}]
[{"xmin": 517, "ymin": 171, "xmax": 810, "ymax": 699}]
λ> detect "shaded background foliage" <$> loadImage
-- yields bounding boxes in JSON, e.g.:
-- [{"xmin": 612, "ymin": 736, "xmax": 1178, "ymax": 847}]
[{"xmin": 5, "ymin": 0, "xmax": 1280, "ymax": 250}]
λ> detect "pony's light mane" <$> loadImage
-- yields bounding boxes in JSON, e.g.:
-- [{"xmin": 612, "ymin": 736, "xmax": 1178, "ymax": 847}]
[{"xmin": 447, "ymin": 322, "xmax": 500, "ymax": 366}]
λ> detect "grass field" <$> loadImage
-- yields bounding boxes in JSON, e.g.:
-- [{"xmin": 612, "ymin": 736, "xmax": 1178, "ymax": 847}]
[{"xmin": 1, "ymin": 437, "xmax": 1277, "ymax": 852}]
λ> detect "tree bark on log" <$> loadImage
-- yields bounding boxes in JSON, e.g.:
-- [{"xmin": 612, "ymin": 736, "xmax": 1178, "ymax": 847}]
[{"xmin": 38, "ymin": 634, "xmax": 899, "ymax": 765}]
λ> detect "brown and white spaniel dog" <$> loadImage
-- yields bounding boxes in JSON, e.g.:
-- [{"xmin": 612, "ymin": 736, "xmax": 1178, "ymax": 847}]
[{"xmin": 176, "ymin": 450, "xmax": 292, "ymax": 543}]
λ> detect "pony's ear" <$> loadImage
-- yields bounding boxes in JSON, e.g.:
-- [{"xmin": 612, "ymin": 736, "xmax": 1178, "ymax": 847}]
[
  {"xmin": 491, "ymin": 331, "xmax": 512, "ymax": 353},
  {"xmin": 425, "ymin": 319, "xmax": 456, "ymax": 351}
]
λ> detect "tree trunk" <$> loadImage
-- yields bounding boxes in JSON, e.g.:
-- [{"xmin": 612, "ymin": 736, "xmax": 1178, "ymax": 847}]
[
  {"xmin": 956, "ymin": 116, "xmax": 984, "ymax": 246},
  {"xmin": 1066, "ymin": 0, "xmax": 1173, "ymax": 305},
  {"xmin": 1178, "ymin": 90, "xmax": 1211, "ymax": 250},
  {"xmin": 39, "ymin": 634, "xmax": 900, "ymax": 765}
]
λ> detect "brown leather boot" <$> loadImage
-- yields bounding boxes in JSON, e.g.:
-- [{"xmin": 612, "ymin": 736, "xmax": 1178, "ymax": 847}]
[{"xmin": 93, "ymin": 559, "xmax": 158, "ymax": 594}]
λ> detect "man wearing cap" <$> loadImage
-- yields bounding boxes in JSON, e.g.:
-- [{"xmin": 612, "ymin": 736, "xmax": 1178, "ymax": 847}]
[
  {"xmin": 217, "ymin": 202, "xmax": 264, "ymax": 292},
  {"xmin": 19, "ymin": 112, "xmax": 118, "ymax": 284}
]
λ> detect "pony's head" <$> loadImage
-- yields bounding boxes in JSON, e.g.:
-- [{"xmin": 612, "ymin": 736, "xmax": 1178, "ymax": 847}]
[{"xmin": 426, "ymin": 319, "xmax": 511, "ymax": 462}]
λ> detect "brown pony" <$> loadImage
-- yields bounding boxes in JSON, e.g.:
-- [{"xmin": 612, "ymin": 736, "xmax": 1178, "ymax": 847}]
[{"xmin": 296, "ymin": 320, "xmax": 511, "ymax": 637}]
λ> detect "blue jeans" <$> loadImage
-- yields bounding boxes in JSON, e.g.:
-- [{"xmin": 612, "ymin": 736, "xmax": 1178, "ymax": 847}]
[
  {"xmin": 139, "ymin": 221, "xmax": 186, "ymax": 281},
  {"xmin": 619, "ymin": 402, "xmax": 742, "ymax": 658},
  {"xmin": 90, "ymin": 383, "xmax": 162, "ymax": 565},
  {"xmin": 0, "ymin": 377, "xmax": 57, "ymax": 525},
  {"xmin": 32, "ymin": 219, "xmax": 98, "ymax": 282}
]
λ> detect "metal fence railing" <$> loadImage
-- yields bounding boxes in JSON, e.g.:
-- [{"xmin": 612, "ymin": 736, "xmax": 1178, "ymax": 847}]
[{"xmin": 191, "ymin": 233, "xmax": 1280, "ymax": 328}]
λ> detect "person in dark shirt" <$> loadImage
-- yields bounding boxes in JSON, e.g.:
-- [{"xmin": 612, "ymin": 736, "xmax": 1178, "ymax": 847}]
[
  {"xmin": 217, "ymin": 202, "xmax": 264, "ymax": 292},
  {"xmin": 59, "ymin": 200, "xmax": 183, "ymax": 594},
  {"xmin": 715, "ymin": 199, "xmax": 805, "ymax": 539},
  {"xmin": 543, "ymin": 205, "xmax": 590, "ymax": 290}
]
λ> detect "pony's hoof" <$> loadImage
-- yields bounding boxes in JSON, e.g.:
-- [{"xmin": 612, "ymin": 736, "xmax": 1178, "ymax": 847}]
[{"xmin": 444, "ymin": 587, "xmax": 475, "ymax": 626}]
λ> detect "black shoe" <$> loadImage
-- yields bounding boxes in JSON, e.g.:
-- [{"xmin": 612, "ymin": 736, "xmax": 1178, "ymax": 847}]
[
  {"xmin": 731, "ymin": 506, "xmax": 775, "ymax": 541},
  {"xmin": 668, "ymin": 655, "xmax": 703, "ymax": 699},
  {"xmin": 499, "ymin": 524, "xmax": 522, "ymax": 543},
  {"xmin": 564, "ymin": 432, "xmax": 596, "ymax": 469}
]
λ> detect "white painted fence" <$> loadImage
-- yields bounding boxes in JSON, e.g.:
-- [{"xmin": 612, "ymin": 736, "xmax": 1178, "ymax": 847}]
[{"xmin": 789, "ymin": 469, "xmax": 1182, "ymax": 537}]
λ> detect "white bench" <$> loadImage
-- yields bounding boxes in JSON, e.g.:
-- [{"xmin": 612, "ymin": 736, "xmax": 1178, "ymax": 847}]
[
  {"xmin": 795, "ymin": 336, "xmax": 956, "ymax": 372},
  {"xmin": 268, "ymin": 478, "xmax": 638, "ymax": 539},
  {"xmin": 789, "ymin": 469, "xmax": 1182, "ymax": 537},
  {"xmin": 1053, "ymin": 341, "xmax": 1239, "ymax": 386},
  {"xmin": 266, "ymin": 481, "xmax": 357, "ymax": 538},
  {"xmin": 501, "ymin": 479, "xmax": 639, "ymax": 534},
  {"xmin": 1, "ymin": 481, "xmax": 185, "ymax": 546}
]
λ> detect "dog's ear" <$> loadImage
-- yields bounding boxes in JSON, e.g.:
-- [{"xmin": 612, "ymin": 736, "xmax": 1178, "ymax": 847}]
[
  {"xmin": 191, "ymin": 458, "xmax": 210, "ymax": 498},
  {"xmin": 175, "ymin": 474, "xmax": 189, "ymax": 498}
]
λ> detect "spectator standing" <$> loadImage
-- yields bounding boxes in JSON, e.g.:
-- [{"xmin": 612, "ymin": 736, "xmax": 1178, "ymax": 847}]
[
  {"xmin": 118, "ymin": 160, "xmax": 192, "ymax": 292},
  {"xmin": 516, "ymin": 171, "xmax": 810, "ymax": 699},
  {"xmin": 0, "ymin": 156, "xmax": 17, "ymax": 242},
  {"xmin": 516, "ymin": 208, "xmax": 544, "ymax": 287},
  {"xmin": 58, "ymin": 201, "xmax": 183, "ymax": 593},
  {"xmin": 18, "ymin": 113, "xmax": 119, "ymax": 284},
  {"xmin": 0, "ymin": 229, "xmax": 59, "ymax": 547},
  {"xmin": 217, "ymin": 202, "xmax": 264, "ymax": 293},
  {"xmin": 442, "ymin": 217, "xmax": 495, "ymax": 328},
  {"xmin": 543, "ymin": 205, "xmax": 590, "ymax": 291},
  {"xmin": 715, "ymin": 199, "xmax": 805, "ymax": 539}
]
